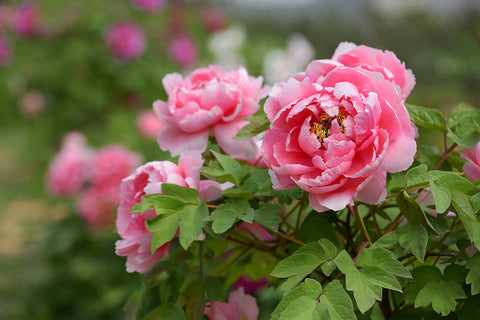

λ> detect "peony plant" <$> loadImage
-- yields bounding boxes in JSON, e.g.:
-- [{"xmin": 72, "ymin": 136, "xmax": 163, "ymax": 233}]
[{"xmin": 116, "ymin": 42, "xmax": 480, "ymax": 319}]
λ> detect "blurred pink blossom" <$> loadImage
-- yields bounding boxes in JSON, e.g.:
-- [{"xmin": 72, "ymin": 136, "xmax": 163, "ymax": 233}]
[
  {"xmin": 462, "ymin": 142, "xmax": 480, "ymax": 182},
  {"xmin": 137, "ymin": 110, "xmax": 164, "ymax": 139},
  {"xmin": 201, "ymin": 6, "xmax": 227, "ymax": 33},
  {"xmin": 77, "ymin": 185, "xmax": 119, "ymax": 229},
  {"xmin": 168, "ymin": 34, "xmax": 198, "ymax": 68},
  {"xmin": 233, "ymin": 274, "xmax": 268, "ymax": 295},
  {"xmin": 237, "ymin": 221, "xmax": 275, "ymax": 243},
  {"xmin": 0, "ymin": 33, "xmax": 11, "ymax": 66},
  {"xmin": 204, "ymin": 287, "xmax": 259, "ymax": 320},
  {"xmin": 10, "ymin": 1, "xmax": 40, "ymax": 36},
  {"xmin": 129, "ymin": 0, "xmax": 164, "ymax": 12},
  {"xmin": 105, "ymin": 22, "xmax": 146, "ymax": 61},
  {"xmin": 46, "ymin": 132, "xmax": 93, "ymax": 197},
  {"xmin": 18, "ymin": 90, "xmax": 45, "ymax": 118}
]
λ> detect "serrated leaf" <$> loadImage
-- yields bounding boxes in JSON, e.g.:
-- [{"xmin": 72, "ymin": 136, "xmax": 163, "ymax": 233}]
[
  {"xmin": 466, "ymin": 253, "xmax": 480, "ymax": 295},
  {"xmin": 356, "ymin": 247, "xmax": 411, "ymax": 278},
  {"xmin": 396, "ymin": 191, "xmax": 436, "ymax": 233},
  {"xmin": 254, "ymin": 203, "xmax": 282, "ymax": 232},
  {"xmin": 318, "ymin": 280, "xmax": 356, "ymax": 320},
  {"xmin": 179, "ymin": 202, "xmax": 208, "ymax": 250},
  {"xmin": 451, "ymin": 190, "xmax": 480, "ymax": 249},
  {"xmin": 147, "ymin": 214, "xmax": 180, "ymax": 253},
  {"xmin": 272, "ymin": 278, "xmax": 322, "ymax": 320},
  {"xmin": 204, "ymin": 198, "xmax": 253, "ymax": 234},
  {"xmin": 429, "ymin": 180, "xmax": 451, "ymax": 214},
  {"xmin": 414, "ymin": 280, "xmax": 466, "ymax": 316},
  {"xmin": 406, "ymin": 164, "xmax": 429, "ymax": 188},
  {"xmin": 211, "ymin": 150, "xmax": 248, "ymax": 185},
  {"xmin": 405, "ymin": 103, "xmax": 446, "ymax": 131},
  {"xmin": 405, "ymin": 266, "xmax": 443, "ymax": 304},
  {"xmin": 398, "ymin": 224, "xmax": 428, "ymax": 262},
  {"xmin": 161, "ymin": 183, "xmax": 200, "ymax": 204}
]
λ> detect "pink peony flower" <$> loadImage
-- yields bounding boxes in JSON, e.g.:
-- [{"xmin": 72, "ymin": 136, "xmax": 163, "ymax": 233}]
[
  {"xmin": 128, "ymin": 0, "xmax": 164, "ymax": 12},
  {"xmin": 204, "ymin": 287, "xmax": 259, "ymax": 320},
  {"xmin": 115, "ymin": 152, "xmax": 229, "ymax": 273},
  {"xmin": 46, "ymin": 132, "xmax": 93, "ymax": 197},
  {"xmin": 262, "ymin": 49, "xmax": 417, "ymax": 212},
  {"xmin": 168, "ymin": 34, "xmax": 198, "ymax": 68},
  {"xmin": 462, "ymin": 142, "xmax": 480, "ymax": 182},
  {"xmin": 10, "ymin": 1, "xmax": 40, "ymax": 36},
  {"xmin": 104, "ymin": 22, "xmax": 146, "ymax": 61},
  {"xmin": 153, "ymin": 65, "xmax": 269, "ymax": 161},
  {"xmin": 77, "ymin": 185, "xmax": 119, "ymax": 229},
  {"xmin": 137, "ymin": 110, "xmax": 164, "ymax": 139},
  {"xmin": 237, "ymin": 221, "xmax": 275, "ymax": 243},
  {"xmin": 332, "ymin": 42, "xmax": 415, "ymax": 102},
  {"xmin": 91, "ymin": 145, "xmax": 142, "ymax": 189},
  {"xmin": 0, "ymin": 32, "xmax": 11, "ymax": 66}
]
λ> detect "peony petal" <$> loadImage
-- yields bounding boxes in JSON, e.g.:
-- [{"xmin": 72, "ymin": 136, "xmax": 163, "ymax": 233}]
[
  {"xmin": 157, "ymin": 125, "xmax": 209, "ymax": 156},
  {"xmin": 356, "ymin": 170, "xmax": 387, "ymax": 204}
]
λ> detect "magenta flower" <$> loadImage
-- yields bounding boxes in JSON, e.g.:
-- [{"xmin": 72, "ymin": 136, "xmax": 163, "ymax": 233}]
[
  {"xmin": 204, "ymin": 287, "xmax": 259, "ymax": 320},
  {"xmin": 115, "ymin": 152, "xmax": 229, "ymax": 273},
  {"xmin": 168, "ymin": 35, "xmax": 198, "ymax": 68},
  {"xmin": 10, "ymin": 1, "xmax": 39, "ymax": 36},
  {"xmin": 46, "ymin": 132, "xmax": 93, "ymax": 197},
  {"xmin": 104, "ymin": 22, "xmax": 146, "ymax": 61},
  {"xmin": 154, "ymin": 65, "xmax": 269, "ymax": 162},
  {"xmin": 261, "ymin": 45, "xmax": 417, "ymax": 212},
  {"xmin": 462, "ymin": 142, "xmax": 480, "ymax": 182},
  {"xmin": 128, "ymin": 0, "xmax": 164, "ymax": 12}
]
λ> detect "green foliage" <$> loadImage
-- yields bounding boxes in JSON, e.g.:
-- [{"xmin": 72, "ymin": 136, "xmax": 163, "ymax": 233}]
[
  {"xmin": 447, "ymin": 103, "xmax": 480, "ymax": 148},
  {"xmin": 414, "ymin": 281, "xmax": 466, "ymax": 316},
  {"xmin": 234, "ymin": 108, "xmax": 270, "ymax": 140},
  {"xmin": 405, "ymin": 104, "xmax": 446, "ymax": 132},
  {"xmin": 204, "ymin": 198, "xmax": 254, "ymax": 233}
]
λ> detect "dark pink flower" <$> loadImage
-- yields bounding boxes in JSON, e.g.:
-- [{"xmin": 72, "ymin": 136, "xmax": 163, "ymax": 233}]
[
  {"xmin": 262, "ymin": 49, "xmax": 417, "ymax": 212},
  {"xmin": 154, "ymin": 65, "xmax": 269, "ymax": 162},
  {"xmin": 46, "ymin": 132, "xmax": 93, "ymax": 197},
  {"xmin": 462, "ymin": 142, "xmax": 480, "ymax": 182},
  {"xmin": 204, "ymin": 287, "xmax": 259, "ymax": 320},
  {"xmin": 168, "ymin": 35, "xmax": 198, "ymax": 68},
  {"xmin": 233, "ymin": 274, "xmax": 268, "ymax": 295},
  {"xmin": 115, "ymin": 152, "xmax": 229, "ymax": 273},
  {"xmin": 10, "ymin": 1, "xmax": 39, "ymax": 36},
  {"xmin": 201, "ymin": 6, "xmax": 227, "ymax": 33},
  {"xmin": 104, "ymin": 22, "xmax": 146, "ymax": 61},
  {"xmin": 128, "ymin": 0, "xmax": 164, "ymax": 12},
  {"xmin": 137, "ymin": 110, "xmax": 164, "ymax": 139},
  {"xmin": 77, "ymin": 185, "xmax": 119, "ymax": 229}
]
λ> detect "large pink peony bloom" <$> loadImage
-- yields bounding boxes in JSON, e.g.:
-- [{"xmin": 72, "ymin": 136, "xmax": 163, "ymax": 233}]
[
  {"xmin": 116, "ymin": 152, "xmax": 228, "ymax": 273},
  {"xmin": 46, "ymin": 132, "xmax": 93, "ymax": 197},
  {"xmin": 104, "ymin": 22, "xmax": 146, "ymax": 61},
  {"xmin": 462, "ymin": 142, "xmax": 480, "ymax": 182},
  {"xmin": 154, "ymin": 66, "xmax": 269, "ymax": 161},
  {"xmin": 332, "ymin": 42, "xmax": 415, "ymax": 102},
  {"xmin": 262, "ymin": 52, "xmax": 417, "ymax": 212},
  {"xmin": 128, "ymin": 0, "xmax": 164, "ymax": 12},
  {"xmin": 204, "ymin": 287, "xmax": 259, "ymax": 320}
]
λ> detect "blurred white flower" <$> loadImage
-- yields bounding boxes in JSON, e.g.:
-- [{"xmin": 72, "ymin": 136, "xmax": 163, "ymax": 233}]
[
  {"xmin": 208, "ymin": 24, "xmax": 246, "ymax": 68},
  {"xmin": 263, "ymin": 33, "xmax": 315, "ymax": 85}
]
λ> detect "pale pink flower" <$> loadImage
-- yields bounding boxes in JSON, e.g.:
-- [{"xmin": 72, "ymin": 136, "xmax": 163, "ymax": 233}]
[
  {"xmin": 168, "ymin": 34, "xmax": 198, "ymax": 68},
  {"xmin": 462, "ymin": 142, "xmax": 480, "ymax": 182},
  {"xmin": 104, "ymin": 22, "xmax": 146, "ymax": 61},
  {"xmin": 91, "ymin": 145, "xmax": 142, "ymax": 189},
  {"xmin": 46, "ymin": 132, "xmax": 93, "ymax": 197},
  {"xmin": 0, "ymin": 33, "xmax": 11, "ymax": 66},
  {"xmin": 137, "ymin": 110, "xmax": 164, "ymax": 139},
  {"xmin": 128, "ymin": 0, "xmax": 164, "ymax": 12},
  {"xmin": 115, "ymin": 152, "xmax": 229, "ymax": 273},
  {"xmin": 201, "ymin": 6, "xmax": 227, "ymax": 33},
  {"xmin": 77, "ymin": 185, "xmax": 119, "ymax": 229},
  {"xmin": 204, "ymin": 287, "xmax": 259, "ymax": 320},
  {"xmin": 154, "ymin": 65, "xmax": 269, "ymax": 162},
  {"xmin": 18, "ymin": 90, "xmax": 45, "ymax": 118},
  {"xmin": 332, "ymin": 42, "xmax": 415, "ymax": 102},
  {"xmin": 262, "ymin": 51, "xmax": 417, "ymax": 212},
  {"xmin": 10, "ymin": 1, "xmax": 39, "ymax": 36}
]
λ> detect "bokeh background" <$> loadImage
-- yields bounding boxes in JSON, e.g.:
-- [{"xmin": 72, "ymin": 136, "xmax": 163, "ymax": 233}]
[{"xmin": 1, "ymin": 0, "xmax": 480, "ymax": 319}]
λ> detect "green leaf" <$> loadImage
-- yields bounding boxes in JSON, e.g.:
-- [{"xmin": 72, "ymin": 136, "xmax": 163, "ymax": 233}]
[
  {"xmin": 279, "ymin": 296, "xmax": 320, "ymax": 320},
  {"xmin": 142, "ymin": 305, "xmax": 186, "ymax": 320},
  {"xmin": 405, "ymin": 266, "xmax": 443, "ymax": 304},
  {"xmin": 123, "ymin": 289, "xmax": 142, "ymax": 320},
  {"xmin": 398, "ymin": 224, "xmax": 428, "ymax": 262},
  {"xmin": 405, "ymin": 103, "xmax": 446, "ymax": 131},
  {"xmin": 396, "ymin": 191, "xmax": 436, "ymax": 233},
  {"xmin": 371, "ymin": 231, "xmax": 399, "ymax": 249},
  {"xmin": 429, "ymin": 180, "xmax": 451, "ymax": 214},
  {"xmin": 204, "ymin": 198, "xmax": 254, "ymax": 234},
  {"xmin": 179, "ymin": 202, "xmax": 208, "ymax": 250},
  {"xmin": 149, "ymin": 195, "xmax": 186, "ymax": 215},
  {"xmin": 406, "ymin": 164, "xmax": 429, "ymax": 188},
  {"xmin": 451, "ymin": 190, "xmax": 480, "ymax": 249},
  {"xmin": 318, "ymin": 280, "xmax": 356, "ymax": 320},
  {"xmin": 298, "ymin": 212, "xmax": 340, "ymax": 246},
  {"xmin": 221, "ymin": 187, "xmax": 255, "ymax": 199},
  {"xmin": 272, "ymin": 278, "xmax": 323, "ymax": 320},
  {"xmin": 444, "ymin": 264, "xmax": 467, "ymax": 285},
  {"xmin": 211, "ymin": 150, "xmax": 248, "ymax": 185},
  {"xmin": 321, "ymin": 261, "xmax": 336, "ymax": 277},
  {"xmin": 253, "ymin": 203, "xmax": 282, "ymax": 232},
  {"xmin": 447, "ymin": 104, "xmax": 480, "ymax": 148},
  {"xmin": 177, "ymin": 279, "xmax": 205, "ymax": 320},
  {"xmin": 280, "ymin": 274, "xmax": 306, "ymax": 294},
  {"xmin": 161, "ymin": 183, "xmax": 200, "ymax": 204},
  {"xmin": 147, "ymin": 214, "xmax": 180, "ymax": 253},
  {"xmin": 434, "ymin": 173, "xmax": 479, "ymax": 195},
  {"xmin": 356, "ymin": 247, "xmax": 412, "ymax": 278},
  {"xmin": 234, "ymin": 108, "xmax": 270, "ymax": 140},
  {"xmin": 471, "ymin": 192, "xmax": 480, "ymax": 214},
  {"xmin": 466, "ymin": 253, "xmax": 480, "ymax": 295},
  {"xmin": 414, "ymin": 280, "xmax": 466, "ymax": 316},
  {"xmin": 242, "ymin": 169, "xmax": 276, "ymax": 197}
]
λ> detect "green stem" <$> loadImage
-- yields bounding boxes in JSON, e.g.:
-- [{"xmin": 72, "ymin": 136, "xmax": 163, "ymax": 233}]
[{"xmin": 349, "ymin": 205, "xmax": 371, "ymax": 244}]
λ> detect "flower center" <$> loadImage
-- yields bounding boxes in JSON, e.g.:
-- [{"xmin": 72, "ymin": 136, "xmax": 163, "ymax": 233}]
[{"xmin": 311, "ymin": 110, "xmax": 347, "ymax": 142}]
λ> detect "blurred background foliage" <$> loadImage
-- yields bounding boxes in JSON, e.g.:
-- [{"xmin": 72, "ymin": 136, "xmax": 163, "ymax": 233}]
[{"xmin": 0, "ymin": 0, "xmax": 480, "ymax": 319}]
